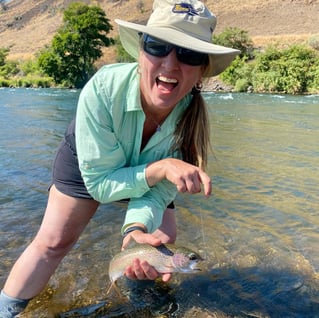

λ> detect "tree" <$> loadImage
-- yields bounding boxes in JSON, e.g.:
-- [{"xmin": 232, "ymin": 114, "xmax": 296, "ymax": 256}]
[
  {"xmin": 0, "ymin": 47, "xmax": 19, "ymax": 78},
  {"xmin": 0, "ymin": 47, "xmax": 9, "ymax": 67},
  {"xmin": 214, "ymin": 27, "xmax": 254, "ymax": 59},
  {"xmin": 38, "ymin": 2, "xmax": 114, "ymax": 88}
]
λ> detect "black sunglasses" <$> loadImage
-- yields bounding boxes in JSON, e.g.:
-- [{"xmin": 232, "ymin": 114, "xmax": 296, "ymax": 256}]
[{"xmin": 142, "ymin": 34, "xmax": 208, "ymax": 66}]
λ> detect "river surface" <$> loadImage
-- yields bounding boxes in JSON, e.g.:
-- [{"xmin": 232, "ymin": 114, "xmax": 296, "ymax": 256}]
[{"xmin": 0, "ymin": 88, "xmax": 319, "ymax": 317}]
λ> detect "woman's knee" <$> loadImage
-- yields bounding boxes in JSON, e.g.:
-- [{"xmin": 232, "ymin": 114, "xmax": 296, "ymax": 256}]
[
  {"xmin": 31, "ymin": 231, "xmax": 77, "ymax": 260},
  {"xmin": 32, "ymin": 187, "xmax": 99, "ymax": 260}
]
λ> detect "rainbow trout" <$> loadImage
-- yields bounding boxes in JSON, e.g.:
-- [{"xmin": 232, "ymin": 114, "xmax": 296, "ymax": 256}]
[{"xmin": 109, "ymin": 243, "xmax": 203, "ymax": 284}]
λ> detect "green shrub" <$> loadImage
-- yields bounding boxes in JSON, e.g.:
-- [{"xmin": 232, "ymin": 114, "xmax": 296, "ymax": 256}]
[
  {"xmin": 252, "ymin": 70, "xmax": 284, "ymax": 93},
  {"xmin": 20, "ymin": 59, "xmax": 42, "ymax": 76},
  {"xmin": 0, "ymin": 77, "xmax": 10, "ymax": 87},
  {"xmin": 220, "ymin": 56, "xmax": 253, "ymax": 86},
  {"xmin": 214, "ymin": 27, "xmax": 254, "ymax": 59},
  {"xmin": 308, "ymin": 66, "xmax": 319, "ymax": 94},
  {"xmin": 308, "ymin": 34, "xmax": 319, "ymax": 51},
  {"xmin": 234, "ymin": 78, "xmax": 250, "ymax": 92},
  {"xmin": 0, "ymin": 47, "xmax": 9, "ymax": 67},
  {"xmin": 114, "ymin": 36, "xmax": 136, "ymax": 63},
  {"xmin": 253, "ymin": 44, "xmax": 319, "ymax": 94},
  {"xmin": 0, "ymin": 59, "xmax": 19, "ymax": 77}
]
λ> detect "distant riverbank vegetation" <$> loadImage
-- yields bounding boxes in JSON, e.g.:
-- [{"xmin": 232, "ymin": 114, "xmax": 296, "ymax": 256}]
[
  {"xmin": 216, "ymin": 28, "xmax": 319, "ymax": 95},
  {"xmin": 0, "ymin": 2, "xmax": 318, "ymax": 94}
]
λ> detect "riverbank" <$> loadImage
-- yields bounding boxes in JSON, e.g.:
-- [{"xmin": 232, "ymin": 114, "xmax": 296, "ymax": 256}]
[
  {"xmin": 0, "ymin": 68, "xmax": 234, "ymax": 92},
  {"xmin": 0, "ymin": 75, "xmax": 235, "ymax": 92},
  {"xmin": 2, "ymin": 0, "xmax": 319, "ymax": 94},
  {"xmin": 1, "ymin": 0, "xmax": 319, "ymax": 61}
]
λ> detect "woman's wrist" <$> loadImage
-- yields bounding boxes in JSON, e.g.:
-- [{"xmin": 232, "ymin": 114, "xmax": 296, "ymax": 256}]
[
  {"xmin": 122, "ymin": 224, "xmax": 147, "ymax": 238},
  {"xmin": 145, "ymin": 160, "xmax": 165, "ymax": 187}
]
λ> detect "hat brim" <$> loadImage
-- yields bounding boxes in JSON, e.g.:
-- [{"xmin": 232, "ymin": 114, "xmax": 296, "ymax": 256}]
[{"xmin": 115, "ymin": 19, "xmax": 240, "ymax": 77}]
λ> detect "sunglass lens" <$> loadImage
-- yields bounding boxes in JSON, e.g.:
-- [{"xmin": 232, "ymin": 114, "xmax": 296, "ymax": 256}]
[
  {"xmin": 176, "ymin": 48, "xmax": 208, "ymax": 66},
  {"xmin": 143, "ymin": 35, "xmax": 172, "ymax": 57},
  {"xmin": 143, "ymin": 34, "xmax": 208, "ymax": 66}
]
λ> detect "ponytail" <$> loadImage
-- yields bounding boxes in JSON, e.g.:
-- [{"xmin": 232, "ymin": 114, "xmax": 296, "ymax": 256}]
[{"xmin": 172, "ymin": 89, "xmax": 211, "ymax": 170}]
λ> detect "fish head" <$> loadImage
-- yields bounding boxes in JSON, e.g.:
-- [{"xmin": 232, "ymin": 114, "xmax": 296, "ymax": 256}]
[{"xmin": 171, "ymin": 248, "xmax": 203, "ymax": 273}]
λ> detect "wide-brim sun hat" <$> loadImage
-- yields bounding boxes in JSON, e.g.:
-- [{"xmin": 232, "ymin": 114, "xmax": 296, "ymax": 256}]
[{"xmin": 115, "ymin": 0, "xmax": 240, "ymax": 77}]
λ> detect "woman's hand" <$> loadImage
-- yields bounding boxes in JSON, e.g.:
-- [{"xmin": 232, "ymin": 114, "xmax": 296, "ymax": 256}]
[
  {"xmin": 121, "ymin": 227, "xmax": 172, "ymax": 282},
  {"xmin": 124, "ymin": 257, "xmax": 171, "ymax": 282},
  {"xmin": 145, "ymin": 158, "xmax": 212, "ymax": 197}
]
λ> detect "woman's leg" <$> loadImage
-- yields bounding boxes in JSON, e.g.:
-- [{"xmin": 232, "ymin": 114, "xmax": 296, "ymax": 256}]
[{"xmin": 2, "ymin": 185, "xmax": 99, "ymax": 300}]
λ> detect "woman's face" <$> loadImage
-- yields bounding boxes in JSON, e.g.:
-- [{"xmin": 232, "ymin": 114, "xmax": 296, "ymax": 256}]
[{"xmin": 139, "ymin": 47, "xmax": 206, "ymax": 114}]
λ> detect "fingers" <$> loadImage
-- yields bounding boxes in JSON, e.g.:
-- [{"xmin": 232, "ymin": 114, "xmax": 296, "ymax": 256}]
[
  {"xmin": 175, "ymin": 168, "xmax": 212, "ymax": 197},
  {"xmin": 161, "ymin": 273, "xmax": 172, "ymax": 282},
  {"xmin": 175, "ymin": 173, "xmax": 201, "ymax": 193},
  {"xmin": 160, "ymin": 158, "xmax": 212, "ymax": 196},
  {"xmin": 125, "ymin": 259, "xmax": 172, "ymax": 282},
  {"xmin": 125, "ymin": 259, "xmax": 159, "ymax": 280},
  {"xmin": 146, "ymin": 158, "xmax": 212, "ymax": 197},
  {"xmin": 200, "ymin": 171, "xmax": 212, "ymax": 197}
]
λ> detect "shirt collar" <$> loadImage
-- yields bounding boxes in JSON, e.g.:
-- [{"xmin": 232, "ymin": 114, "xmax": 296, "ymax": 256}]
[{"xmin": 126, "ymin": 63, "xmax": 143, "ymax": 112}]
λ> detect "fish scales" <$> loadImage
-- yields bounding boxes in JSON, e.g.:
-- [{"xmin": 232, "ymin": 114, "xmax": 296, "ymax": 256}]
[{"xmin": 109, "ymin": 243, "xmax": 203, "ymax": 283}]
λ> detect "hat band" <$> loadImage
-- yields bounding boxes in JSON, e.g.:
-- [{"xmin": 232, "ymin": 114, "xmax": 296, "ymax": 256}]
[{"xmin": 146, "ymin": 22, "xmax": 213, "ymax": 43}]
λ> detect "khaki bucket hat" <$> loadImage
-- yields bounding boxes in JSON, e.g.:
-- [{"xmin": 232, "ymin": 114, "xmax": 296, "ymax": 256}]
[{"xmin": 115, "ymin": 0, "xmax": 240, "ymax": 77}]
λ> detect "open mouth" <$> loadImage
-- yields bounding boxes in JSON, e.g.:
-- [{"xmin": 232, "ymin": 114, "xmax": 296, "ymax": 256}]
[
  {"xmin": 191, "ymin": 264, "xmax": 202, "ymax": 272},
  {"xmin": 156, "ymin": 75, "xmax": 178, "ymax": 92}
]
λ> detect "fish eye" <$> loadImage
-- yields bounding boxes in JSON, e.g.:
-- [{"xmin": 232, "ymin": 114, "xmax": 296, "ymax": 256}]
[{"xmin": 188, "ymin": 253, "xmax": 198, "ymax": 261}]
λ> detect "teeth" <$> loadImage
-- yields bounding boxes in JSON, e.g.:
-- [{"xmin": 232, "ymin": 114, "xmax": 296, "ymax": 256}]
[{"xmin": 158, "ymin": 75, "xmax": 178, "ymax": 84}]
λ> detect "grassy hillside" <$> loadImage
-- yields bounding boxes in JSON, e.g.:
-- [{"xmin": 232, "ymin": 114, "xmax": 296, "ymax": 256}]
[{"xmin": 0, "ymin": 0, "xmax": 319, "ymax": 62}]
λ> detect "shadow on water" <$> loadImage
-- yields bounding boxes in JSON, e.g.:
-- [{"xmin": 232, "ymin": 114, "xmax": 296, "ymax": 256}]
[{"xmin": 54, "ymin": 264, "xmax": 319, "ymax": 318}]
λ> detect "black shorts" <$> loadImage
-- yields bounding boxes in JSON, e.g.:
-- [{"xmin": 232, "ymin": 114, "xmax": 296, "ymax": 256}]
[
  {"xmin": 52, "ymin": 119, "xmax": 93, "ymax": 199},
  {"xmin": 51, "ymin": 120, "xmax": 175, "ymax": 208}
]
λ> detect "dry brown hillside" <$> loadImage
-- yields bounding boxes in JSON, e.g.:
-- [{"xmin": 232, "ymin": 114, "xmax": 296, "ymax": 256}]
[{"xmin": 0, "ymin": 0, "xmax": 319, "ymax": 62}]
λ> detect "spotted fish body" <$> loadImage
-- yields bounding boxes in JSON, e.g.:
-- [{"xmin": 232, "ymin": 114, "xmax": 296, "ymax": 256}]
[{"xmin": 109, "ymin": 243, "xmax": 203, "ymax": 283}]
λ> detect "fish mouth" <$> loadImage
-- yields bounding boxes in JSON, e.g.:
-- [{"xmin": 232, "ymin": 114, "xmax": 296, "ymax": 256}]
[
  {"xmin": 181, "ymin": 267, "xmax": 202, "ymax": 273},
  {"xmin": 190, "ymin": 263, "xmax": 203, "ymax": 272}
]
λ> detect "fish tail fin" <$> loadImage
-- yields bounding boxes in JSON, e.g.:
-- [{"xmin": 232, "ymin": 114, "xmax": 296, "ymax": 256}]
[
  {"xmin": 106, "ymin": 281, "xmax": 115, "ymax": 295},
  {"xmin": 106, "ymin": 280, "xmax": 123, "ymax": 298}
]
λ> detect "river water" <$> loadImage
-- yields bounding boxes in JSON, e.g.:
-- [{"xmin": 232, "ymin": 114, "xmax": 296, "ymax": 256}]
[{"xmin": 0, "ymin": 88, "xmax": 318, "ymax": 317}]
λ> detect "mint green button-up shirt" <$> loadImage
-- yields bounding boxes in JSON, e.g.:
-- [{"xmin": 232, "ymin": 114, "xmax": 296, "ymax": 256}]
[{"xmin": 75, "ymin": 63, "xmax": 192, "ymax": 233}]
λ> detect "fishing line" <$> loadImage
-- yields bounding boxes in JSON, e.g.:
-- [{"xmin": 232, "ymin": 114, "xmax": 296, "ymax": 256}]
[{"xmin": 199, "ymin": 199, "xmax": 209, "ymax": 261}]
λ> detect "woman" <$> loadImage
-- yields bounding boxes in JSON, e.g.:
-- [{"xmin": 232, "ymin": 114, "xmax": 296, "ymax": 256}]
[{"xmin": 0, "ymin": 0, "xmax": 239, "ymax": 316}]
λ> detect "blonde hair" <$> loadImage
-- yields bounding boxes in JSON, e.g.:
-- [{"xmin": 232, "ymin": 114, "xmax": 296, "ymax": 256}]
[{"xmin": 172, "ymin": 90, "xmax": 211, "ymax": 170}]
